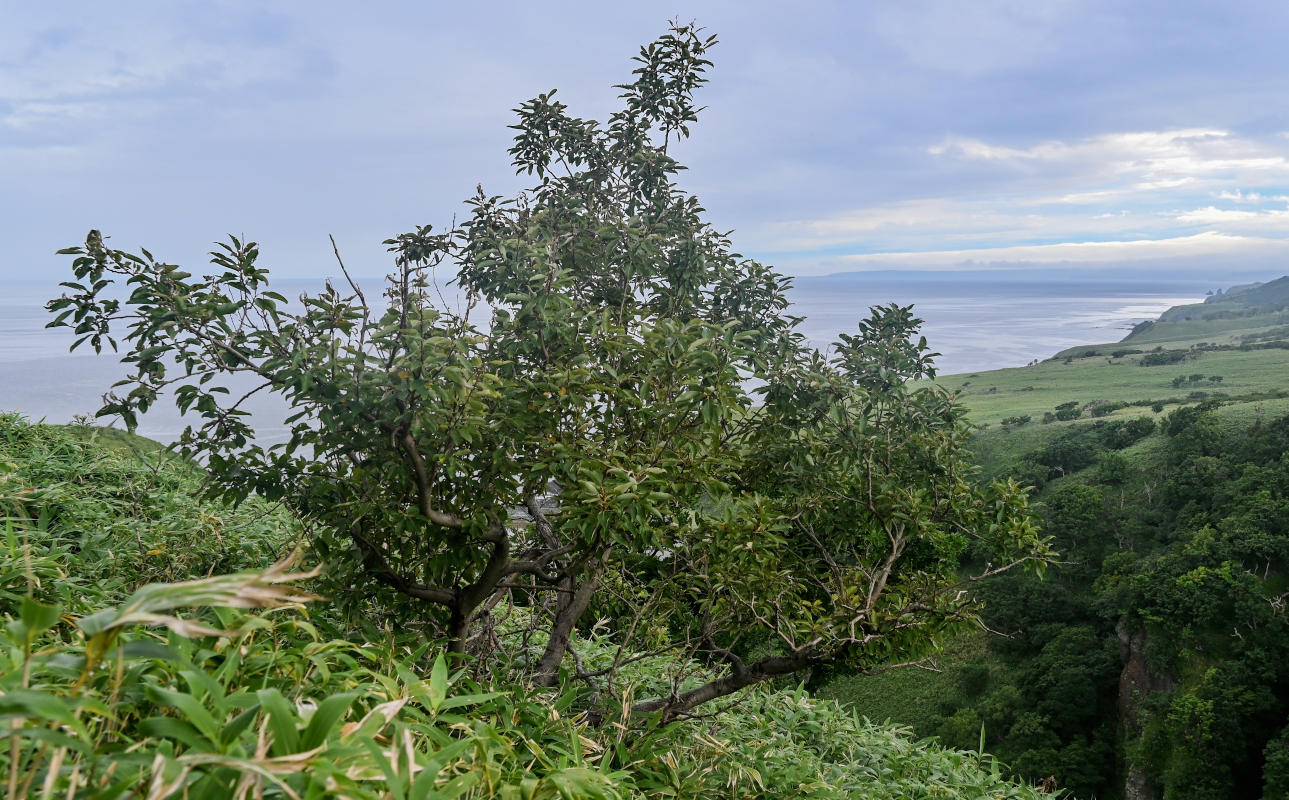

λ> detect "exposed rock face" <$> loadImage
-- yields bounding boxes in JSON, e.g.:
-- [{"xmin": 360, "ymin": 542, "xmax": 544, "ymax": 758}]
[{"xmin": 1118, "ymin": 623, "xmax": 1175, "ymax": 800}]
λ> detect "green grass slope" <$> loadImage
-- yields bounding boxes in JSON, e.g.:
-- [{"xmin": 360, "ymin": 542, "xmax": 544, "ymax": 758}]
[
  {"xmin": 1161, "ymin": 274, "xmax": 1289, "ymax": 320},
  {"xmin": 818, "ymin": 278, "xmax": 1289, "ymax": 797},
  {"xmin": 941, "ymin": 348, "xmax": 1289, "ymax": 428},
  {"xmin": 936, "ymin": 278, "xmax": 1289, "ymax": 428}
]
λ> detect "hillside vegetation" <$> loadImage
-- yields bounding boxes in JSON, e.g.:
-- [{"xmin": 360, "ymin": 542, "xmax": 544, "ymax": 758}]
[
  {"xmin": 938, "ymin": 275, "xmax": 1289, "ymax": 429},
  {"xmin": 0, "ymin": 413, "xmax": 1054, "ymax": 798},
  {"xmin": 1159, "ymin": 275, "xmax": 1289, "ymax": 322},
  {"xmin": 822, "ymin": 281, "xmax": 1289, "ymax": 799}
]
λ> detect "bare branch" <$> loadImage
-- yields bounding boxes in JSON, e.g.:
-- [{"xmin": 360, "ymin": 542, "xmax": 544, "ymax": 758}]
[
  {"xmin": 632, "ymin": 651, "xmax": 820, "ymax": 722},
  {"xmin": 329, "ymin": 234, "xmax": 366, "ymax": 307},
  {"xmin": 350, "ymin": 531, "xmax": 456, "ymax": 605}
]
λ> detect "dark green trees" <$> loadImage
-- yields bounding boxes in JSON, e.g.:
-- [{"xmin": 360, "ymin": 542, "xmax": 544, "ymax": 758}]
[{"xmin": 951, "ymin": 405, "xmax": 1289, "ymax": 797}]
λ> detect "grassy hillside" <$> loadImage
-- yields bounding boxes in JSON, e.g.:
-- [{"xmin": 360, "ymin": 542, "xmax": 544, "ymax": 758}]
[
  {"xmin": 941, "ymin": 348, "xmax": 1289, "ymax": 428},
  {"xmin": 822, "ymin": 279, "xmax": 1289, "ymax": 799},
  {"xmin": 1159, "ymin": 275, "xmax": 1289, "ymax": 320},
  {"xmin": 937, "ymin": 277, "xmax": 1289, "ymax": 429},
  {"xmin": 830, "ymin": 380, "xmax": 1289, "ymax": 798},
  {"xmin": 1, "ymin": 414, "xmax": 1055, "ymax": 799}
]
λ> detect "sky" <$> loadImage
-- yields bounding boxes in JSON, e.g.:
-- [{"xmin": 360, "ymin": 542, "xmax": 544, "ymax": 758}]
[{"xmin": 5, "ymin": 0, "xmax": 1289, "ymax": 281}]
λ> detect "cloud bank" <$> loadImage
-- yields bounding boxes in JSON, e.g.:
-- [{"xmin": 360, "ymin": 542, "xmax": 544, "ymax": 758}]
[{"xmin": 4, "ymin": 1, "xmax": 1289, "ymax": 279}]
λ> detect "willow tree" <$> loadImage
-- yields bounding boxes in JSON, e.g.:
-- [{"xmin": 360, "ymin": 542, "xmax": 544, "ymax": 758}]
[{"xmin": 50, "ymin": 23, "xmax": 1050, "ymax": 720}]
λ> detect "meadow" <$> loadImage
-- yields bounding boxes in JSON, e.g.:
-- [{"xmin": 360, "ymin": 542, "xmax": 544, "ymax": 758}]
[{"xmin": 938, "ymin": 311, "xmax": 1289, "ymax": 429}]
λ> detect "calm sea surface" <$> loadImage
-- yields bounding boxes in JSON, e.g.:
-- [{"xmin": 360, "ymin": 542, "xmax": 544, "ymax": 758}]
[{"xmin": 0, "ymin": 273, "xmax": 1209, "ymax": 444}]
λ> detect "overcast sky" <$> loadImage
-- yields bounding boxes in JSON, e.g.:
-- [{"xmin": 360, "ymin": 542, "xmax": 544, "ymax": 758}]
[{"xmin": 5, "ymin": 0, "xmax": 1289, "ymax": 282}]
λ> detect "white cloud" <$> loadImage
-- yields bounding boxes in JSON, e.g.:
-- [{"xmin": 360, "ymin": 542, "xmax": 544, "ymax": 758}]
[
  {"xmin": 1217, "ymin": 189, "xmax": 1289, "ymax": 203},
  {"xmin": 757, "ymin": 128, "xmax": 1289, "ymax": 269},
  {"xmin": 756, "ymin": 195, "xmax": 1167, "ymax": 253},
  {"xmin": 837, "ymin": 232, "xmax": 1289, "ymax": 269},
  {"xmin": 928, "ymin": 128, "xmax": 1230, "ymax": 165},
  {"xmin": 928, "ymin": 129, "xmax": 1289, "ymax": 190},
  {"xmin": 1174, "ymin": 206, "xmax": 1268, "ymax": 224}
]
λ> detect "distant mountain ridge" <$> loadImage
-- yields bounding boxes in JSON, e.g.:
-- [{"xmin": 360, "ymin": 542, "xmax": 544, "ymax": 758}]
[
  {"xmin": 1159, "ymin": 274, "xmax": 1289, "ymax": 322},
  {"xmin": 1204, "ymin": 280, "xmax": 1265, "ymax": 302},
  {"xmin": 1110, "ymin": 274, "xmax": 1289, "ymax": 347}
]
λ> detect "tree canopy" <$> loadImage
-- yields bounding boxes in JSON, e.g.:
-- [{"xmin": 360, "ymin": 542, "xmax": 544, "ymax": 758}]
[{"xmin": 50, "ymin": 22, "xmax": 1051, "ymax": 721}]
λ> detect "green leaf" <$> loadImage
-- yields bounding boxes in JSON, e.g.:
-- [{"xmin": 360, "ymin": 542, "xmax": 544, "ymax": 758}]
[
  {"xmin": 148, "ymin": 686, "xmax": 224, "ymax": 745},
  {"xmin": 409, "ymin": 738, "xmax": 473, "ymax": 800},
  {"xmin": 121, "ymin": 639, "xmax": 188, "ymax": 664},
  {"xmin": 300, "ymin": 690, "xmax": 359, "ymax": 750},
  {"xmin": 437, "ymin": 692, "xmax": 503, "ymax": 711},
  {"xmin": 0, "ymin": 689, "xmax": 79, "ymax": 728},
  {"xmin": 221, "ymin": 704, "xmax": 261, "ymax": 746},
  {"xmin": 256, "ymin": 688, "xmax": 301, "ymax": 755},
  {"xmin": 138, "ymin": 716, "xmax": 210, "ymax": 751},
  {"xmin": 360, "ymin": 736, "xmax": 407, "ymax": 800},
  {"xmin": 428, "ymin": 652, "xmax": 448, "ymax": 712},
  {"xmin": 18, "ymin": 596, "xmax": 61, "ymax": 642},
  {"xmin": 7, "ymin": 724, "xmax": 92, "ymax": 755}
]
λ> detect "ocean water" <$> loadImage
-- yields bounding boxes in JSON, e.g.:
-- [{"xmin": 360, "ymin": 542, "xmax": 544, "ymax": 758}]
[
  {"xmin": 787, "ymin": 273, "xmax": 1210, "ymax": 374},
  {"xmin": 0, "ymin": 273, "xmax": 1209, "ymax": 444}
]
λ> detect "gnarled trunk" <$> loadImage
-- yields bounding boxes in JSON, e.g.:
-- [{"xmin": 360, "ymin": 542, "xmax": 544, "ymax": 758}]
[{"xmin": 533, "ymin": 551, "xmax": 609, "ymax": 686}]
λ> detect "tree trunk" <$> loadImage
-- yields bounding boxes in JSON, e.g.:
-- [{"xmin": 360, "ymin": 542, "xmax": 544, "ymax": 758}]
[
  {"xmin": 533, "ymin": 559, "xmax": 605, "ymax": 686},
  {"xmin": 448, "ymin": 531, "xmax": 512, "ymax": 656},
  {"xmin": 632, "ymin": 652, "xmax": 817, "ymax": 723}
]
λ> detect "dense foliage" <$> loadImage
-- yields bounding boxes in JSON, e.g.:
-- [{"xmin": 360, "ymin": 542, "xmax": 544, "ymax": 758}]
[
  {"xmin": 47, "ymin": 24, "xmax": 1050, "ymax": 722},
  {"xmin": 845, "ymin": 403, "xmax": 1289, "ymax": 799},
  {"xmin": 0, "ymin": 414, "xmax": 1054, "ymax": 798},
  {"xmin": 0, "ymin": 412, "xmax": 287, "ymax": 606}
]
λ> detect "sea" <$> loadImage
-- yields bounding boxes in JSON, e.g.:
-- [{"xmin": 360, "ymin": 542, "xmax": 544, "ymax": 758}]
[{"xmin": 0, "ymin": 272, "xmax": 1214, "ymax": 445}]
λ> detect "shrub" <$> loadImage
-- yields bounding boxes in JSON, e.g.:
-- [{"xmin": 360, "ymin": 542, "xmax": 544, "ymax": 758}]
[
  {"xmin": 957, "ymin": 663, "xmax": 992, "ymax": 698},
  {"xmin": 1054, "ymin": 401, "xmax": 1083, "ymax": 422},
  {"xmin": 1090, "ymin": 401, "xmax": 1128, "ymax": 418},
  {"xmin": 1093, "ymin": 417, "xmax": 1157, "ymax": 450},
  {"xmin": 1012, "ymin": 458, "xmax": 1053, "ymax": 490},
  {"xmin": 1, "ymin": 542, "xmax": 1056, "ymax": 799},
  {"xmin": 1033, "ymin": 435, "xmax": 1101, "ymax": 476},
  {"xmin": 1096, "ymin": 451, "xmax": 1132, "ymax": 486},
  {"xmin": 1140, "ymin": 350, "xmax": 1188, "ymax": 367},
  {"xmin": 0, "ymin": 568, "xmax": 639, "ymax": 799},
  {"xmin": 0, "ymin": 414, "xmax": 290, "ymax": 603}
]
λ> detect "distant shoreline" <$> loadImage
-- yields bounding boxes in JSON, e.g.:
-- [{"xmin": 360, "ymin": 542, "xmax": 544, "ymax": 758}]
[{"xmin": 0, "ymin": 273, "xmax": 1256, "ymax": 441}]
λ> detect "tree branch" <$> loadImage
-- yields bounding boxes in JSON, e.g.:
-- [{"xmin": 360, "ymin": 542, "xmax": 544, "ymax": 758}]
[
  {"xmin": 350, "ymin": 531, "xmax": 456, "ymax": 604},
  {"xmin": 397, "ymin": 431, "xmax": 467, "ymax": 529},
  {"xmin": 631, "ymin": 651, "xmax": 819, "ymax": 722}
]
